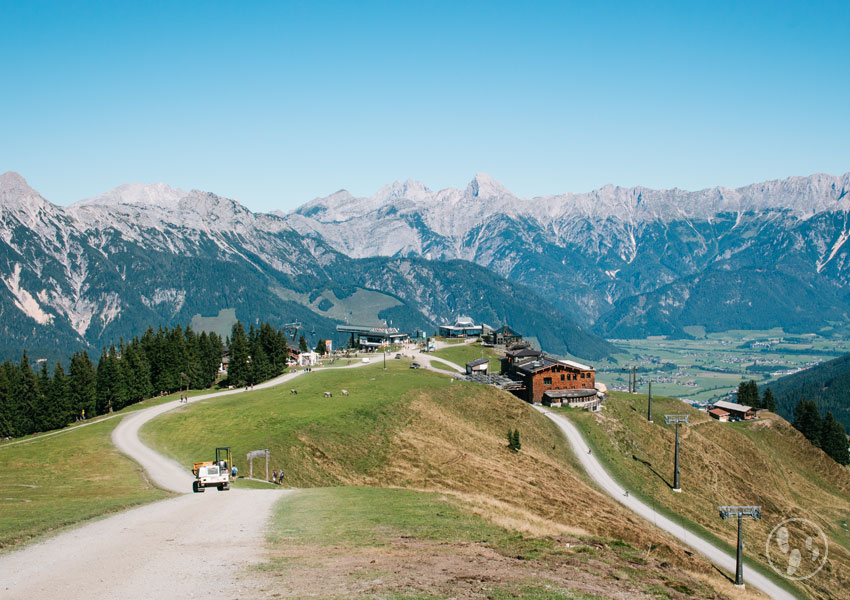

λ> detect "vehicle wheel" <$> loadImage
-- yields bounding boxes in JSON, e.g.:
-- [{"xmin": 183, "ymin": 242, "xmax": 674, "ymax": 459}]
[{"xmin": 192, "ymin": 480, "xmax": 200, "ymax": 493}]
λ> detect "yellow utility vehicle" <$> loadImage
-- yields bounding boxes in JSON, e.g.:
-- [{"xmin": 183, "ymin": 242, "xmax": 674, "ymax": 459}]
[{"xmin": 192, "ymin": 446, "xmax": 232, "ymax": 493}]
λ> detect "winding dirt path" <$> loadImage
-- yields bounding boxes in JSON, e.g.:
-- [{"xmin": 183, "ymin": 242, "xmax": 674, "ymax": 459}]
[
  {"xmin": 0, "ymin": 357, "xmax": 379, "ymax": 600},
  {"xmin": 537, "ymin": 407, "xmax": 796, "ymax": 600}
]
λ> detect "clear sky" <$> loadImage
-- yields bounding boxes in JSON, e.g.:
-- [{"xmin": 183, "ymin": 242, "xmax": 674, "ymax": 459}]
[{"xmin": 1, "ymin": 1, "xmax": 849, "ymax": 212}]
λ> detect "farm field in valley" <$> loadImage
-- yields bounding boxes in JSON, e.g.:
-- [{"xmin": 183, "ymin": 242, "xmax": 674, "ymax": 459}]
[{"xmin": 596, "ymin": 328, "xmax": 850, "ymax": 404}]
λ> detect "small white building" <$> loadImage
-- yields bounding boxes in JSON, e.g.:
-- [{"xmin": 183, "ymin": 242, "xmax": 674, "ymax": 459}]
[
  {"xmin": 465, "ymin": 358, "xmax": 489, "ymax": 375},
  {"xmin": 297, "ymin": 351, "xmax": 319, "ymax": 366}
]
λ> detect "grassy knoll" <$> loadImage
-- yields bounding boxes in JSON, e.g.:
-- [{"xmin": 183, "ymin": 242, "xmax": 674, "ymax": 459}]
[
  {"xmin": 564, "ymin": 392, "xmax": 850, "ymax": 599},
  {"xmin": 262, "ymin": 486, "xmax": 714, "ymax": 599},
  {"xmin": 144, "ymin": 361, "xmax": 767, "ymax": 598},
  {"xmin": 0, "ymin": 411, "xmax": 173, "ymax": 549},
  {"xmin": 431, "ymin": 342, "xmax": 501, "ymax": 372}
]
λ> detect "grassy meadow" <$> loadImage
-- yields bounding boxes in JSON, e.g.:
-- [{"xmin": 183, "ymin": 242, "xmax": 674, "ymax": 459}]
[
  {"xmin": 563, "ymin": 392, "xmax": 850, "ymax": 599},
  {"xmin": 261, "ymin": 486, "xmax": 718, "ymax": 600},
  {"xmin": 430, "ymin": 342, "xmax": 502, "ymax": 372},
  {"xmin": 0, "ymin": 402, "xmax": 178, "ymax": 549},
  {"xmin": 143, "ymin": 360, "xmax": 770, "ymax": 599}
]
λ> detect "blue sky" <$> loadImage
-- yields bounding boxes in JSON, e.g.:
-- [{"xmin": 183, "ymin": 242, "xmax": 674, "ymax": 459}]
[{"xmin": 1, "ymin": 1, "xmax": 848, "ymax": 211}]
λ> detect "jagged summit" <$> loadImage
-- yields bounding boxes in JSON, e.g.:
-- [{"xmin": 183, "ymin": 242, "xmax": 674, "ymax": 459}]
[
  {"xmin": 75, "ymin": 181, "xmax": 188, "ymax": 208},
  {"xmin": 0, "ymin": 172, "xmax": 43, "ymax": 205},
  {"xmin": 465, "ymin": 173, "xmax": 512, "ymax": 199}
]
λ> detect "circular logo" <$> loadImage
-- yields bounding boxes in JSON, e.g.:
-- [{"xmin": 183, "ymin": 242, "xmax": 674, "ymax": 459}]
[{"xmin": 765, "ymin": 518, "xmax": 828, "ymax": 581}]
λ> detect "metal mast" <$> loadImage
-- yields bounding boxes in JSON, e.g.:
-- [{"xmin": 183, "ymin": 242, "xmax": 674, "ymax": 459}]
[
  {"xmin": 664, "ymin": 415, "xmax": 689, "ymax": 491},
  {"xmin": 718, "ymin": 505, "xmax": 762, "ymax": 587}
]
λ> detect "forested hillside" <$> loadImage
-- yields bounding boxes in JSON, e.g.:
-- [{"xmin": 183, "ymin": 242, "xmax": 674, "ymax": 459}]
[
  {"xmin": 769, "ymin": 353, "xmax": 850, "ymax": 430},
  {"xmin": 0, "ymin": 320, "xmax": 290, "ymax": 439}
]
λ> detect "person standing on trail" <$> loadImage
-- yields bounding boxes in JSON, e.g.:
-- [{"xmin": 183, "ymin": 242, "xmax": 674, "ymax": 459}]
[
  {"xmin": 272, "ymin": 470, "xmax": 277, "ymax": 483},
  {"xmin": 278, "ymin": 470, "xmax": 285, "ymax": 484},
  {"xmin": 231, "ymin": 465, "xmax": 237, "ymax": 478}
]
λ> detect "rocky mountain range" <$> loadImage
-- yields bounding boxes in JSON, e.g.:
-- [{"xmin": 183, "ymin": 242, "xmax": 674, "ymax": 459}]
[
  {"xmin": 4, "ymin": 168, "xmax": 849, "ymax": 364},
  {"xmin": 0, "ymin": 172, "xmax": 612, "ymax": 362},
  {"xmin": 287, "ymin": 172, "xmax": 850, "ymax": 337}
]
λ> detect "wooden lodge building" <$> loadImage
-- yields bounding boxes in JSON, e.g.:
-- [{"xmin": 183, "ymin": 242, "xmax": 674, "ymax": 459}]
[
  {"xmin": 500, "ymin": 348, "xmax": 596, "ymax": 405},
  {"xmin": 711, "ymin": 400, "xmax": 756, "ymax": 421}
]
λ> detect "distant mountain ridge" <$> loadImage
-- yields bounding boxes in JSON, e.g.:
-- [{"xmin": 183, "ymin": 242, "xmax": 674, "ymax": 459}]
[
  {"xmin": 0, "ymin": 172, "xmax": 613, "ymax": 362},
  {"xmin": 286, "ymin": 172, "xmax": 850, "ymax": 335}
]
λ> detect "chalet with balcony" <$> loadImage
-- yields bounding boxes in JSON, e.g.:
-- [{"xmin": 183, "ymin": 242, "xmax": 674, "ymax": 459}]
[{"xmin": 501, "ymin": 351, "xmax": 596, "ymax": 405}]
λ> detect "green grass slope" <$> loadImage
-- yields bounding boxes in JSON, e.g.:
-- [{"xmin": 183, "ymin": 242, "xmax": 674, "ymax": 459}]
[
  {"xmin": 565, "ymin": 392, "xmax": 850, "ymax": 600},
  {"xmin": 430, "ymin": 342, "xmax": 501, "ymax": 372},
  {"xmin": 0, "ymin": 402, "xmax": 175, "ymax": 549},
  {"xmin": 143, "ymin": 361, "xmax": 771, "ymax": 599}
]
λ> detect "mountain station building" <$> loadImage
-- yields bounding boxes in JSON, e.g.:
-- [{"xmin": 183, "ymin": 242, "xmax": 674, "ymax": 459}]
[
  {"xmin": 438, "ymin": 316, "xmax": 484, "ymax": 338},
  {"xmin": 336, "ymin": 325, "xmax": 409, "ymax": 350}
]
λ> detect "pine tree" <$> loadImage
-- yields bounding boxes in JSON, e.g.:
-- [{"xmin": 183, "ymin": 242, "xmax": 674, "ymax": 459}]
[
  {"xmin": 746, "ymin": 380, "xmax": 761, "ymax": 409},
  {"xmin": 34, "ymin": 361, "xmax": 53, "ymax": 432},
  {"xmin": 250, "ymin": 344, "xmax": 272, "ymax": 384},
  {"xmin": 821, "ymin": 412, "xmax": 850, "ymax": 465},
  {"xmin": 69, "ymin": 351, "xmax": 97, "ymax": 419},
  {"xmin": 315, "ymin": 339, "xmax": 327, "ymax": 356},
  {"xmin": 299, "ymin": 334, "xmax": 308, "ymax": 353},
  {"xmin": 0, "ymin": 363, "xmax": 14, "ymax": 437},
  {"xmin": 50, "ymin": 362, "xmax": 71, "ymax": 429},
  {"xmin": 794, "ymin": 400, "xmax": 823, "ymax": 447},
  {"xmin": 506, "ymin": 429, "xmax": 516, "ymax": 451},
  {"xmin": 512, "ymin": 429, "xmax": 521, "ymax": 452},
  {"xmin": 12, "ymin": 352, "xmax": 39, "ymax": 435},
  {"xmin": 228, "ymin": 321, "xmax": 251, "ymax": 387},
  {"xmin": 762, "ymin": 387, "xmax": 777, "ymax": 412},
  {"xmin": 348, "ymin": 333, "xmax": 357, "ymax": 349}
]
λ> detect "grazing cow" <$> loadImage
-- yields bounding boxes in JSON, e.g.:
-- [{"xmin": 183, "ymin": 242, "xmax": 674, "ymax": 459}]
[
  {"xmin": 290, "ymin": 389, "xmax": 298, "ymax": 395},
  {"xmin": 341, "ymin": 390, "xmax": 349, "ymax": 396},
  {"xmin": 323, "ymin": 391, "xmax": 333, "ymax": 398}
]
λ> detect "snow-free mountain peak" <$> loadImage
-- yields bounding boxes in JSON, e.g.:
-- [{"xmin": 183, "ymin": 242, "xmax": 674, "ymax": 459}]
[
  {"xmin": 465, "ymin": 173, "xmax": 512, "ymax": 199},
  {"xmin": 0, "ymin": 171, "xmax": 34, "ymax": 195},
  {"xmin": 75, "ymin": 181, "xmax": 188, "ymax": 209}
]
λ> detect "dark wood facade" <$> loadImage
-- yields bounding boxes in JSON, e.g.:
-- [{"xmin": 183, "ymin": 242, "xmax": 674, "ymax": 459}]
[{"xmin": 502, "ymin": 352, "xmax": 595, "ymax": 404}]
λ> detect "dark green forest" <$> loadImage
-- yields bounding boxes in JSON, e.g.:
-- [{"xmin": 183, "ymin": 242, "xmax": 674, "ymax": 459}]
[
  {"xmin": 0, "ymin": 320, "xmax": 291, "ymax": 439},
  {"xmin": 768, "ymin": 352, "xmax": 850, "ymax": 431}
]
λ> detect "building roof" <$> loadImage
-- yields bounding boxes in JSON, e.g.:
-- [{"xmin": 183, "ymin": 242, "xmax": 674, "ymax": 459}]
[
  {"xmin": 514, "ymin": 356, "xmax": 564, "ymax": 374},
  {"xmin": 336, "ymin": 324, "xmax": 408, "ymax": 338},
  {"xmin": 709, "ymin": 408, "xmax": 731, "ymax": 417},
  {"xmin": 559, "ymin": 359, "xmax": 594, "ymax": 371},
  {"xmin": 505, "ymin": 348, "xmax": 542, "ymax": 359},
  {"xmin": 543, "ymin": 389, "xmax": 597, "ymax": 399},
  {"xmin": 466, "ymin": 358, "xmax": 489, "ymax": 367},
  {"xmin": 713, "ymin": 400, "xmax": 753, "ymax": 413},
  {"xmin": 454, "ymin": 315, "xmax": 476, "ymax": 327}
]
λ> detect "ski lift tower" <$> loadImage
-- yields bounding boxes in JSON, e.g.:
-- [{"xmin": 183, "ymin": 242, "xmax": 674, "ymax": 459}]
[
  {"xmin": 718, "ymin": 505, "xmax": 762, "ymax": 587},
  {"xmin": 664, "ymin": 415, "xmax": 689, "ymax": 492}
]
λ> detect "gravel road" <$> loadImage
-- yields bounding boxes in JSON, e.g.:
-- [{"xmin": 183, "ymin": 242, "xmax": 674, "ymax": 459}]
[
  {"xmin": 537, "ymin": 407, "xmax": 796, "ymax": 600},
  {"xmin": 0, "ymin": 357, "xmax": 379, "ymax": 600}
]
